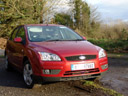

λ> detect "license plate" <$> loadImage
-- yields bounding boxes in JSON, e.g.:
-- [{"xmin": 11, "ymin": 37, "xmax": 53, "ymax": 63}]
[{"xmin": 71, "ymin": 63, "xmax": 95, "ymax": 71}]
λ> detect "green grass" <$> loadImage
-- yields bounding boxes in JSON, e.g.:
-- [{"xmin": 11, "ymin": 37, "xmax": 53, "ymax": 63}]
[
  {"xmin": 84, "ymin": 81, "xmax": 123, "ymax": 96},
  {"xmin": 88, "ymin": 39, "xmax": 128, "ymax": 53}
]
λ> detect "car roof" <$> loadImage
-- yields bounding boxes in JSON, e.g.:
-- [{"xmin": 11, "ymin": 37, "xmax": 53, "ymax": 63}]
[{"xmin": 24, "ymin": 24, "xmax": 65, "ymax": 27}]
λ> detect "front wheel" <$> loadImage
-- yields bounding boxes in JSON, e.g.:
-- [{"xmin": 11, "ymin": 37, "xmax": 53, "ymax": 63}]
[{"xmin": 23, "ymin": 61, "xmax": 35, "ymax": 88}]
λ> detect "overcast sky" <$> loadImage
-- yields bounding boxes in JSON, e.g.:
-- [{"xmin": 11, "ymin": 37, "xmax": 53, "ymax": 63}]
[{"xmin": 86, "ymin": 0, "xmax": 128, "ymax": 22}]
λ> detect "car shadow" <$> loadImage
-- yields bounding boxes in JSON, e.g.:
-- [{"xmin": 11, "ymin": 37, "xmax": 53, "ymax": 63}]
[{"xmin": 0, "ymin": 58, "xmax": 26, "ymax": 88}]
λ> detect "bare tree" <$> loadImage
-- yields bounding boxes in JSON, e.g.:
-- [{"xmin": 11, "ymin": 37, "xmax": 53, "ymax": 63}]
[{"xmin": 0, "ymin": 0, "xmax": 62, "ymax": 37}]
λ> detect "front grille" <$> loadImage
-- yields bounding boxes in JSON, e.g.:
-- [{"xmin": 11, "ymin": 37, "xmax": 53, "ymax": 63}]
[
  {"xmin": 65, "ymin": 55, "xmax": 96, "ymax": 61},
  {"xmin": 64, "ymin": 68, "xmax": 99, "ymax": 76}
]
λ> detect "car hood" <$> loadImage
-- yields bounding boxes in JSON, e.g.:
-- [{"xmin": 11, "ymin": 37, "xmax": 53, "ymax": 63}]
[{"xmin": 30, "ymin": 41, "xmax": 98, "ymax": 56}]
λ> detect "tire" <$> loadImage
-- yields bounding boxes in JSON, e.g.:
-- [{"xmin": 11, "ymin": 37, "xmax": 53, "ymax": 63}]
[
  {"xmin": 5, "ymin": 56, "xmax": 13, "ymax": 71},
  {"xmin": 23, "ymin": 60, "xmax": 35, "ymax": 88}
]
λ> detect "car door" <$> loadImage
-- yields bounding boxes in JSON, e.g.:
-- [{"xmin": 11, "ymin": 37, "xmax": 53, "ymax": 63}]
[
  {"xmin": 6, "ymin": 27, "xmax": 20, "ymax": 65},
  {"xmin": 13, "ymin": 26, "xmax": 26, "ymax": 70}
]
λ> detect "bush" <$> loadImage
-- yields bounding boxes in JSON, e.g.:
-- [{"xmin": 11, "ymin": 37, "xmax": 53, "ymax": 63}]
[{"xmin": 88, "ymin": 39, "xmax": 128, "ymax": 53}]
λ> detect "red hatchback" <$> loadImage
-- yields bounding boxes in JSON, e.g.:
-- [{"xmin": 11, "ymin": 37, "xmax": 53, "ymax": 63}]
[{"xmin": 5, "ymin": 24, "xmax": 108, "ymax": 88}]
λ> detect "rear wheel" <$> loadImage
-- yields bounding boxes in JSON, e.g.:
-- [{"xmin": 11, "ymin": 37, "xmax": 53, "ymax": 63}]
[{"xmin": 23, "ymin": 61, "xmax": 35, "ymax": 88}]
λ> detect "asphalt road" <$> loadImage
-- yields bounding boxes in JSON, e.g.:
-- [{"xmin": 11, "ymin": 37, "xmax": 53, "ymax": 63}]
[{"xmin": 100, "ymin": 57, "xmax": 128, "ymax": 96}]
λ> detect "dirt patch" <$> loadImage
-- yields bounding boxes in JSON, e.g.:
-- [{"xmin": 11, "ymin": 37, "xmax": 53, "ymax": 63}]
[
  {"xmin": 68, "ymin": 80, "xmax": 111, "ymax": 96},
  {"xmin": 0, "ymin": 38, "xmax": 7, "ymax": 49}
]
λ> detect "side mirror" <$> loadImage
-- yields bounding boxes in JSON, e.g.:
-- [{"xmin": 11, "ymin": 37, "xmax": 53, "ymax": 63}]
[
  {"xmin": 82, "ymin": 36, "xmax": 86, "ymax": 40},
  {"xmin": 14, "ymin": 37, "xmax": 22, "ymax": 43}
]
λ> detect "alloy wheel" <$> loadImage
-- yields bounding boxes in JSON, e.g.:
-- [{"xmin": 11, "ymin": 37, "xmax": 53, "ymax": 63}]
[{"xmin": 23, "ymin": 63, "xmax": 33, "ymax": 86}]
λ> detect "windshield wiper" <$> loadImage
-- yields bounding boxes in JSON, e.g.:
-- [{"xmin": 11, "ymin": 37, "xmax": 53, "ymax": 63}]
[
  {"xmin": 72, "ymin": 39, "xmax": 85, "ymax": 41},
  {"xmin": 45, "ymin": 39, "xmax": 85, "ymax": 42},
  {"xmin": 45, "ymin": 39, "xmax": 63, "ymax": 42}
]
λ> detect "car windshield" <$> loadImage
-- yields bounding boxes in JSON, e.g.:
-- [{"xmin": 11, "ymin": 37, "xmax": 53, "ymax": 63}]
[{"xmin": 27, "ymin": 26, "xmax": 84, "ymax": 42}]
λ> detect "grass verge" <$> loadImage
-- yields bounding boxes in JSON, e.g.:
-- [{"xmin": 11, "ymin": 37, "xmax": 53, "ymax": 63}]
[
  {"xmin": 107, "ymin": 53, "xmax": 128, "ymax": 59},
  {"xmin": 73, "ymin": 80, "xmax": 123, "ymax": 96},
  {"xmin": 84, "ymin": 80, "xmax": 123, "ymax": 96}
]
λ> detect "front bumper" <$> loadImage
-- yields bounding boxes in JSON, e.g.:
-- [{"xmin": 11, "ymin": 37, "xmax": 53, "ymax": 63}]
[
  {"xmin": 33, "ymin": 72, "xmax": 105, "ymax": 83},
  {"xmin": 33, "ymin": 56, "xmax": 108, "ymax": 83}
]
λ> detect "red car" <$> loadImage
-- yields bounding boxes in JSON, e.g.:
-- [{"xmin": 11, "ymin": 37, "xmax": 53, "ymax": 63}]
[{"xmin": 5, "ymin": 24, "xmax": 108, "ymax": 88}]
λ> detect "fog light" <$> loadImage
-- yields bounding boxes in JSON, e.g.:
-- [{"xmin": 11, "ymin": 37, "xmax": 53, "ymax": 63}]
[
  {"xmin": 43, "ymin": 69, "xmax": 50, "ymax": 74},
  {"xmin": 101, "ymin": 64, "xmax": 108, "ymax": 70},
  {"xmin": 43, "ymin": 69, "xmax": 61, "ymax": 74}
]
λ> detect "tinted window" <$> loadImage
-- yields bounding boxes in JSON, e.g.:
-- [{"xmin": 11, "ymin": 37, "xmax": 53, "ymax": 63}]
[{"xmin": 16, "ymin": 27, "xmax": 25, "ymax": 41}]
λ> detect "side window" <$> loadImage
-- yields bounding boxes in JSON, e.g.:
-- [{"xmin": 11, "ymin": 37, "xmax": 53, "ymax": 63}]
[
  {"xmin": 10, "ymin": 28, "xmax": 19, "ymax": 41},
  {"xmin": 16, "ymin": 27, "xmax": 25, "ymax": 41}
]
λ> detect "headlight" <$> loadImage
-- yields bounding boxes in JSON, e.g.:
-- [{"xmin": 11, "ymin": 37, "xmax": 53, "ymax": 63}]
[
  {"xmin": 99, "ymin": 49, "xmax": 106, "ymax": 58},
  {"xmin": 38, "ymin": 52, "xmax": 61, "ymax": 61}
]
